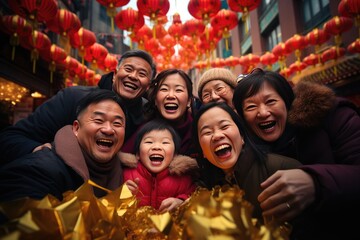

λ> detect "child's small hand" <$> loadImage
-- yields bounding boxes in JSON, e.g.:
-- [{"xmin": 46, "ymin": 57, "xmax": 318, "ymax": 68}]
[
  {"xmin": 158, "ymin": 198, "xmax": 184, "ymax": 213},
  {"xmin": 125, "ymin": 178, "xmax": 140, "ymax": 195}
]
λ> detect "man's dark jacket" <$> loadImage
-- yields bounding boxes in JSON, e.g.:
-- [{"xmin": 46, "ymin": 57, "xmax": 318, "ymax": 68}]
[{"xmin": 0, "ymin": 72, "xmax": 146, "ymax": 163}]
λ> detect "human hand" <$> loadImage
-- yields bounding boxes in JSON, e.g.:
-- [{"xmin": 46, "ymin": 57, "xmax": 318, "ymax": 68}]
[
  {"xmin": 158, "ymin": 197, "xmax": 184, "ymax": 213},
  {"xmin": 32, "ymin": 143, "xmax": 52, "ymax": 152},
  {"xmin": 125, "ymin": 178, "xmax": 140, "ymax": 195},
  {"xmin": 258, "ymin": 169, "xmax": 316, "ymax": 222}
]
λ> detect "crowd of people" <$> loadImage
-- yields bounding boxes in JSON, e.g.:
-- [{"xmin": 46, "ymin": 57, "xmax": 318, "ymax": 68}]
[{"xmin": 0, "ymin": 49, "xmax": 359, "ymax": 239}]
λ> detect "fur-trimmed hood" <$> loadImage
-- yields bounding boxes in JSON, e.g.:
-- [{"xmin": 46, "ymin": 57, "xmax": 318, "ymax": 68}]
[
  {"xmin": 118, "ymin": 151, "xmax": 199, "ymax": 176},
  {"xmin": 288, "ymin": 81, "xmax": 336, "ymax": 128}
]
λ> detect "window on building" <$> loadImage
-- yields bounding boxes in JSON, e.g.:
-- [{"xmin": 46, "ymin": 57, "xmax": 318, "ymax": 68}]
[
  {"xmin": 261, "ymin": 0, "xmax": 275, "ymax": 13},
  {"xmin": 302, "ymin": 0, "xmax": 330, "ymax": 32},
  {"xmin": 264, "ymin": 24, "xmax": 281, "ymax": 51}
]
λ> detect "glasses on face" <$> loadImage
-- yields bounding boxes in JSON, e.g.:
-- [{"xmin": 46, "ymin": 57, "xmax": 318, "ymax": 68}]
[{"xmin": 202, "ymin": 85, "xmax": 228, "ymax": 102}]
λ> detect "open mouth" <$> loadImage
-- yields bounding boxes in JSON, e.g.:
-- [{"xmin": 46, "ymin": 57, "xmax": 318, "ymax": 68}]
[
  {"xmin": 123, "ymin": 81, "xmax": 138, "ymax": 90},
  {"xmin": 149, "ymin": 154, "xmax": 164, "ymax": 162},
  {"xmin": 214, "ymin": 144, "xmax": 232, "ymax": 157},
  {"xmin": 164, "ymin": 103, "xmax": 178, "ymax": 111},
  {"xmin": 258, "ymin": 121, "xmax": 276, "ymax": 130},
  {"xmin": 96, "ymin": 139, "xmax": 114, "ymax": 148}
]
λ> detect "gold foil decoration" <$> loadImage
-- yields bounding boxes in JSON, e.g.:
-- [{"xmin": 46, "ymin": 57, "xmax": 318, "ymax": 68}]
[{"xmin": 0, "ymin": 183, "xmax": 291, "ymax": 239}]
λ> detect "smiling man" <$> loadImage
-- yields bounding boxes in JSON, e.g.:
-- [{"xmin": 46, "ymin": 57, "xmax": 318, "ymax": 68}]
[
  {"xmin": 0, "ymin": 89, "xmax": 126, "ymax": 202},
  {"xmin": 0, "ymin": 50, "xmax": 156, "ymax": 164}
]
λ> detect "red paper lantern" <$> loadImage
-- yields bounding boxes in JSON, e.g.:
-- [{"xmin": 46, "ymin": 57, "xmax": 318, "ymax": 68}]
[
  {"xmin": 210, "ymin": 9, "xmax": 238, "ymax": 50},
  {"xmin": 137, "ymin": 0, "xmax": 170, "ymax": 38},
  {"xmin": 115, "ymin": 7, "xmax": 144, "ymax": 49},
  {"xmin": 339, "ymin": 0, "xmax": 360, "ymax": 37},
  {"xmin": 321, "ymin": 46, "xmax": 346, "ymax": 62},
  {"xmin": 303, "ymin": 53, "xmax": 321, "ymax": 67},
  {"xmin": 46, "ymin": 9, "xmax": 81, "ymax": 37},
  {"xmin": 159, "ymin": 34, "xmax": 176, "ymax": 49},
  {"xmin": 96, "ymin": 0, "xmax": 130, "ymax": 32},
  {"xmin": 272, "ymin": 42, "xmax": 291, "ymax": 70},
  {"xmin": 40, "ymin": 44, "xmax": 67, "ymax": 83},
  {"xmin": 240, "ymin": 53, "xmax": 260, "ymax": 73},
  {"xmin": 347, "ymin": 38, "xmax": 360, "ymax": 53},
  {"xmin": 115, "ymin": 8, "xmax": 144, "ymax": 33},
  {"xmin": 338, "ymin": 0, "xmax": 360, "ymax": 21},
  {"xmin": 98, "ymin": 54, "xmax": 118, "ymax": 73},
  {"xmin": 321, "ymin": 46, "xmax": 346, "ymax": 76},
  {"xmin": 131, "ymin": 24, "xmax": 153, "ymax": 49},
  {"xmin": 84, "ymin": 43, "xmax": 109, "ymax": 70},
  {"xmin": 199, "ymin": 26, "xmax": 222, "ymax": 53},
  {"xmin": 172, "ymin": 13, "xmax": 182, "ymax": 24},
  {"xmin": 182, "ymin": 19, "xmax": 205, "ymax": 41},
  {"xmin": 144, "ymin": 38, "xmax": 160, "ymax": 57},
  {"xmin": 1, "ymin": 15, "xmax": 32, "ymax": 61},
  {"xmin": 59, "ymin": 56, "xmax": 79, "ymax": 79},
  {"xmin": 8, "ymin": 0, "xmax": 58, "ymax": 28},
  {"xmin": 188, "ymin": 0, "xmax": 221, "ymax": 25},
  {"xmin": 306, "ymin": 28, "xmax": 331, "ymax": 53},
  {"xmin": 137, "ymin": 0, "xmax": 170, "ymax": 22},
  {"xmin": 46, "ymin": 9, "xmax": 81, "ymax": 53},
  {"xmin": 324, "ymin": 16, "xmax": 353, "ymax": 46},
  {"xmin": 70, "ymin": 27, "xmax": 97, "ymax": 64},
  {"xmin": 260, "ymin": 51, "xmax": 278, "ymax": 69},
  {"xmin": 153, "ymin": 24, "xmax": 167, "ymax": 39},
  {"xmin": 171, "ymin": 55, "xmax": 182, "ymax": 68},
  {"xmin": 289, "ymin": 61, "xmax": 307, "ymax": 74},
  {"xmin": 279, "ymin": 67, "xmax": 294, "ymax": 78},
  {"xmin": 228, "ymin": 0, "xmax": 261, "ymax": 25},
  {"xmin": 20, "ymin": 30, "xmax": 51, "ymax": 73},
  {"xmin": 225, "ymin": 55, "xmax": 240, "ymax": 68},
  {"xmin": 285, "ymin": 34, "xmax": 308, "ymax": 62},
  {"xmin": 210, "ymin": 58, "xmax": 226, "ymax": 68},
  {"xmin": 168, "ymin": 13, "xmax": 183, "ymax": 43}
]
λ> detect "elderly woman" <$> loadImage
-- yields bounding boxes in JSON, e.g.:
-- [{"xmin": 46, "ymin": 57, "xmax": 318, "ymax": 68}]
[
  {"xmin": 232, "ymin": 68, "xmax": 360, "ymax": 239},
  {"xmin": 193, "ymin": 102, "xmax": 301, "ymax": 220},
  {"xmin": 197, "ymin": 68, "xmax": 237, "ymax": 109}
]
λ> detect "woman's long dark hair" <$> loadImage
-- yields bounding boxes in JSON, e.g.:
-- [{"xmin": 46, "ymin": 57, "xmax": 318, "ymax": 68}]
[
  {"xmin": 192, "ymin": 102, "xmax": 267, "ymax": 187},
  {"xmin": 143, "ymin": 68, "xmax": 196, "ymax": 121}
]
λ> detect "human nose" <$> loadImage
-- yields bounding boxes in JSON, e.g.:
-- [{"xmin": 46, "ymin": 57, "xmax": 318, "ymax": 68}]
[
  {"xmin": 210, "ymin": 90, "xmax": 221, "ymax": 100},
  {"xmin": 166, "ymin": 89, "xmax": 176, "ymax": 98},
  {"xmin": 257, "ymin": 104, "xmax": 270, "ymax": 117},
  {"xmin": 151, "ymin": 144, "xmax": 161, "ymax": 150},
  {"xmin": 212, "ymin": 129, "xmax": 224, "ymax": 141},
  {"xmin": 101, "ymin": 122, "xmax": 115, "ymax": 135},
  {"xmin": 128, "ymin": 70, "xmax": 138, "ymax": 79}
]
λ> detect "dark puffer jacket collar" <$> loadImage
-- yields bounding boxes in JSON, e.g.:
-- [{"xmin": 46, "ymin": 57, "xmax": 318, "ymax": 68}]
[{"xmin": 288, "ymin": 81, "xmax": 336, "ymax": 128}]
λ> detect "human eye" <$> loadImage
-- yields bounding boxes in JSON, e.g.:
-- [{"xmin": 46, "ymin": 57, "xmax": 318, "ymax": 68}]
[
  {"xmin": 220, "ymin": 123, "xmax": 231, "ymax": 130},
  {"xmin": 123, "ymin": 65, "xmax": 133, "ymax": 73},
  {"xmin": 138, "ymin": 71, "xmax": 148, "ymax": 78},
  {"xmin": 202, "ymin": 92, "xmax": 210, "ymax": 101},
  {"xmin": 94, "ymin": 118, "xmax": 104, "ymax": 124},
  {"xmin": 216, "ymin": 86, "xmax": 226, "ymax": 94},
  {"xmin": 176, "ymin": 87, "xmax": 185, "ymax": 93},
  {"xmin": 159, "ymin": 85, "xmax": 169, "ymax": 92},
  {"xmin": 200, "ymin": 129, "xmax": 212, "ymax": 137},
  {"xmin": 113, "ymin": 120, "xmax": 124, "ymax": 127},
  {"xmin": 266, "ymin": 98, "xmax": 277, "ymax": 105},
  {"xmin": 244, "ymin": 103, "xmax": 256, "ymax": 111}
]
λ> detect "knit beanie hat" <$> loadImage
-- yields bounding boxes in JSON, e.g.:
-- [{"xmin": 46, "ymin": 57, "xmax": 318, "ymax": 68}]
[{"xmin": 197, "ymin": 68, "xmax": 237, "ymax": 99}]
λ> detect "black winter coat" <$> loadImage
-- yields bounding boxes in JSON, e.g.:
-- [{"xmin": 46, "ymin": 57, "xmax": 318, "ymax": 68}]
[{"xmin": 0, "ymin": 72, "xmax": 146, "ymax": 163}]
